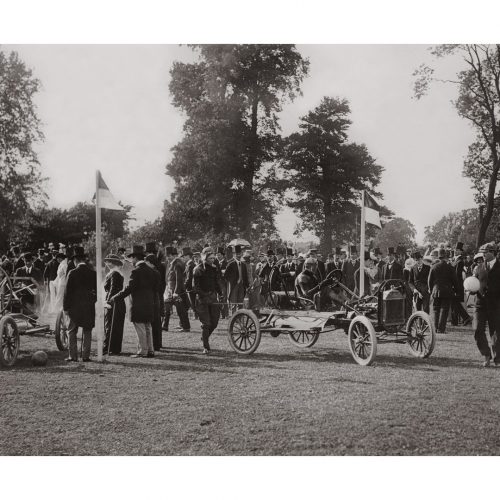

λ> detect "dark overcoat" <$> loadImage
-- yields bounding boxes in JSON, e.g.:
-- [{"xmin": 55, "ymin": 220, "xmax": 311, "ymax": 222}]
[
  {"xmin": 428, "ymin": 260, "xmax": 458, "ymax": 299},
  {"xmin": 63, "ymin": 264, "xmax": 97, "ymax": 329}
]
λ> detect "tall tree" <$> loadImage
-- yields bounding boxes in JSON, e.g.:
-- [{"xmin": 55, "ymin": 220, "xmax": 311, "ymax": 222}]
[
  {"xmin": 167, "ymin": 44, "xmax": 309, "ymax": 239},
  {"xmin": 281, "ymin": 97, "xmax": 384, "ymax": 254},
  {"xmin": 0, "ymin": 50, "xmax": 45, "ymax": 245},
  {"xmin": 414, "ymin": 44, "xmax": 500, "ymax": 246},
  {"xmin": 373, "ymin": 217, "xmax": 416, "ymax": 253}
]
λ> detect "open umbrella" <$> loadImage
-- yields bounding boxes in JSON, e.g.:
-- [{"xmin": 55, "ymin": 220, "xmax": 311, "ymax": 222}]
[{"xmin": 228, "ymin": 238, "xmax": 251, "ymax": 247}]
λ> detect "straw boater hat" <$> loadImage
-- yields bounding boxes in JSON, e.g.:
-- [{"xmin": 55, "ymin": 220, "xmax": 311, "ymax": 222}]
[{"xmin": 104, "ymin": 253, "xmax": 123, "ymax": 267}]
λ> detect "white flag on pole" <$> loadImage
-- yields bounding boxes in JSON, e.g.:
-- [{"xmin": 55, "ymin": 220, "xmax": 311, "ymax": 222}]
[
  {"xmin": 92, "ymin": 171, "xmax": 123, "ymax": 211},
  {"xmin": 364, "ymin": 192, "xmax": 382, "ymax": 228}
]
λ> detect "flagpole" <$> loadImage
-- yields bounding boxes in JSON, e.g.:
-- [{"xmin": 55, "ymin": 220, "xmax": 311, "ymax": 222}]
[
  {"xmin": 360, "ymin": 190, "xmax": 366, "ymax": 297},
  {"xmin": 95, "ymin": 170, "xmax": 104, "ymax": 362}
]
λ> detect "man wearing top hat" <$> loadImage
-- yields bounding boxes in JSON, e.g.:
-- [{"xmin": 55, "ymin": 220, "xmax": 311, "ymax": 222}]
[
  {"xmin": 450, "ymin": 242, "xmax": 472, "ymax": 326},
  {"xmin": 63, "ymin": 246, "xmax": 97, "ymax": 362},
  {"xmin": 161, "ymin": 246, "xmax": 177, "ymax": 331},
  {"xmin": 279, "ymin": 248, "xmax": 296, "ymax": 292},
  {"xmin": 225, "ymin": 244, "xmax": 248, "ymax": 311},
  {"xmin": 109, "ymin": 244, "xmax": 157, "ymax": 358},
  {"xmin": 215, "ymin": 246, "xmax": 228, "ymax": 318},
  {"xmin": 409, "ymin": 251, "xmax": 431, "ymax": 313},
  {"xmin": 145, "ymin": 242, "xmax": 166, "ymax": 350},
  {"xmin": 165, "ymin": 246, "xmax": 190, "ymax": 332},
  {"xmin": 473, "ymin": 242, "xmax": 500, "ymax": 366},
  {"xmin": 427, "ymin": 247, "xmax": 459, "ymax": 334},
  {"xmin": 341, "ymin": 246, "xmax": 359, "ymax": 291},
  {"xmin": 381, "ymin": 247, "xmax": 403, "ymax": 281}
]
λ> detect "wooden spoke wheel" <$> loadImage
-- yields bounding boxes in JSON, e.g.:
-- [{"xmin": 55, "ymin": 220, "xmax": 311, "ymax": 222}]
[
  {"xmin": 227, "ymin": 309, "xmax": 261, "ymax": 355},
  {"xmin": 288, "ymin": 330, "xmax": 320, "ymax": 348},
  {"xmin": 348, "ymin": 315, "xmax": 377, "ymax": 366},
  {"xmin": 0, "ymin": 316, "xmax": 20, "ymax": 367},
  {"xmin": 54, "ymin": 310, "xmax": 69, "ymax": 351},
  {"xmin": 406, "ymin": 311, "xmax": 436, "ymax": 358},
  {"xmin": 0, "ymin": 267, "xmax": 14, "ymax": 315}
]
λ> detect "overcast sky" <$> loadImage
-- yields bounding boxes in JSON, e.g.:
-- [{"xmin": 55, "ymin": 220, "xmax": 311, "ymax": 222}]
[{"xmin": 5, "ymin": 44, "xmax": 476, "ymax": 243}]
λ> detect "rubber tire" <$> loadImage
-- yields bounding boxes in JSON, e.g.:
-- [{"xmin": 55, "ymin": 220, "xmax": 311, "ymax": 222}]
[
  {"xmin": 54, "ymin": 310, "xmax": 69, "ymax": 352},
  {"xmin": 0, "ymin": 315, "xmax": 20, "ymax": 367},
  {"xmin": 288, "ymin": 330, "xmax": 320, "ymax": 348},
  {"xmin": 228, "ymin": 309, "xmax": 261, "ymax": 355},
  {"xmin": 0, "ymin": 268, "xmax": 13, "ymax": 315},
  {"xmin": 406, "ymin": 311, "xmax": 436, "ymax": 358},
  {"xmin": 348, "ymin": 315, "xmax": 377, "ymax": 366}
]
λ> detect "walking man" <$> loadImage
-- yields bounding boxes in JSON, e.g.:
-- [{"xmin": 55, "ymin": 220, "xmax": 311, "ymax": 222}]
[
  {"xmin": 63, "ymin": 246, "xmax": 97, "ymax": 362},
  {"xmin": 193, "ymin": 247, "xmax": 222, "ymax": 354},
  {"xmin": 409, "ymin": 251, "xmax": 431, "ymax": 313}
]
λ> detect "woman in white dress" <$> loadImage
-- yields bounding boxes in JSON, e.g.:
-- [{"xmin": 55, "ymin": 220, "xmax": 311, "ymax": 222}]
[{"xmin": 53, "ymin": 251, "xmax": 69, "ymax": 312}]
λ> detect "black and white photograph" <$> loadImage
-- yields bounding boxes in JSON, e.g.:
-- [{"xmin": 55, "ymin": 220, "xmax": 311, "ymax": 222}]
[{"xmin": 2, "ymin": 1, "xmax": 500, "ymax": 498}]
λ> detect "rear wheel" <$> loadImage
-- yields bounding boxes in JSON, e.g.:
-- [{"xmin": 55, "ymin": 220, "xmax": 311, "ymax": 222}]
[
  {"xmin": 288, "ymin": 330, "xmax": 320, "ymax": 348},
  {"xmin": 54, "ymin": 310, "xmax": 69, "ymax": 351},
  {"xmin": 227, "ymin": 309, "xmax": 261, "ymax": 355},
  {"xmin": 406, "ymin": 311, "xmax": 436, "ymax": 358},
  {"xmin": 0, "ymin": 316, "xmax": 19, "ymax": 367},
  {"xmin": 348, "ymin": 315, "xmax": 377, "ymax": 366}
]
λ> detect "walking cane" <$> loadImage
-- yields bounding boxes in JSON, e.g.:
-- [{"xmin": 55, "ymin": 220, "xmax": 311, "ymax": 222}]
[{"xmin": 106, "ymin": 304, "xmax": 116, "ymax": 356}]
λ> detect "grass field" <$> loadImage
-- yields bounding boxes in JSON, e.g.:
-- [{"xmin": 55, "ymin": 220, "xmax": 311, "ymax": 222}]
[{"xmin": 1, "ymin": 312, "xmax": 499, "ymax": 456}]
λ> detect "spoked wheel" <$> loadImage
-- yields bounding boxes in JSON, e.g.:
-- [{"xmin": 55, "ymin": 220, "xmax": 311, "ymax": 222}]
[
  {"xmin": 54, "ymin": 310, "xmax": 69, "ymax": 351},
  {"xmin": 348, "ymin": 315, "xmax": 377, "ymax": 366},
  {"xmin": 227, "ymin": 309, "xmax": 261, "ymax": 355},
  {"xmin": 288, "ymin": 330, "xmax": 320, "ymax": 348},
  {"xmin": 0, "ymin": 267, "xmax": 14, "ymax": 315},
  {"xmin": 406, "ymin": 311, "xmax": 436, "ymax": 358},
  {"xmin": 0, "ymin": 316, "xmax": 20, "ymax": 367}
]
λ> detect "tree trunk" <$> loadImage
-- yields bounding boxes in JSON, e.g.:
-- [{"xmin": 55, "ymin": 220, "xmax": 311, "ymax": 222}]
[{"xmin": 476, "ymin": 158, "xmax": 500, "ymax": 247}]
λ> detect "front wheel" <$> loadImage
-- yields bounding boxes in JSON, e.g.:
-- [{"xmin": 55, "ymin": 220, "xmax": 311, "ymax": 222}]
[
  {"xmin": 406, "ymin": 311, "xmax": 436, "ymax": 358},
  {"xmin": 348, "ymin": 315, "xmax": 377, "ymax": 366},
  {"xmin": 288, "ymin": 330, "xmax": 320, "ymax": 348},
  {"xmin": 54, "ymin": 310, "xmax": 69, "ymax": 351},
  {"xmin": 0, "ymin": 315, "xmax": 20, "ymax": 367},
  {"xmin": 227, "ymin": 309, "xmax": 261, "ymax": 355}
]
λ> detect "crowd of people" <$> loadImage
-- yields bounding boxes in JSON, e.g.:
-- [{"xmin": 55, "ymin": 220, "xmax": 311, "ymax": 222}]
[{"xmin": 0, "ymin": 238, "xmax": 497, "ymax": 366}]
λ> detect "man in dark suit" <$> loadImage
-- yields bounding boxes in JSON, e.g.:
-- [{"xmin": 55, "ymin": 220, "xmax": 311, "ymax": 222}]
[
  {"xmin": 33, "ymin": 249, "xmax": 46, "ymax": 274},
  {"xmin": 341, "ymin": 246, "xmax": 359, "ymax": 292},
  {"xmin": 109, "ymin": 245, "xmax": 157, "ymax": 358},
  {"xmin": 474, "ymin": 242, "xmax": 500, "ymax": 366},
  {"xmin": 428, "ymin": 248, "xmax": 459, "ymax": 334},
  {"xmin": 225, "ymin": 244, "xmax": 248, "ymax": 311},
  {"xmin": 63, "ymin": 246, "xmax": 97, "ymax": 362},
  {"xmin": 14, "ymin": 252, "xmax": 44, "ymax": 313},
  {"xmin": 308, "ymin": 248, "xmax": 326, "ymax": 281},
  {"xmin": 216, "ymin": 246, "xmax": 228, "ymax": 318},
  {"xmin": 145, "ymin": 241, "xmax": 165, "ymax": 351},
  {"xmin": 409, "ymin": 251, "xmax": 431, "ymax": 313},
  {"xmin": 382, "ymin": 247, "xmax": 404, "ymax": 281},
  {"xmin": 279, "ymin": 248, "xmax": 296, "ymax": 292},
  {"xmin": 451, "ymin": 241, "xmax": 471, "ymax": 326},
  {"xmin": 166, "ymin": 246, "xmax": 190, "ymax": 332}
]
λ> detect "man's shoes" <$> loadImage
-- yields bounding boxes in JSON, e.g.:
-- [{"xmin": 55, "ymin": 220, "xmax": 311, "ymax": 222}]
[
  {"xmin": 483, "ymin": 356, "xmax": 491, "ymax": 367},
  {"xmin": 65, "ymin": 357, "xmax": 77, "ymax": 362},
  {"xmin": 173, "ymin": 326, "xmax": 184, "ymax": 331},
  {"xmin": 130, "ymin": 353, "xmax": 145, "ymax": 358},
  {"xmin": 202, "ymin": 348, "xmax": 210, "ymax": 355},
  {"xmin": 82, "ymin": 358, "xmax": 91, "ymax": 362},
  {"xmin": 147, "ymin": 352, "xmax": 155, "ymax": 358}
]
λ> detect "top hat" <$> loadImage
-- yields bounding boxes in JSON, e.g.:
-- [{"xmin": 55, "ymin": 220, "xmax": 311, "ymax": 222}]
[
  {"xmin": 412, "ymin": 251, "xmax": 422, "ymax": 260},
  {"xmin": 127, "ymin": 244, "xmax": 145, "ymax": 258},
  {"xmin": 104, "ymin": 253, "xmax": 123, "ymax": 266},
  {"xmin": 145, "ymin": 242, "xmax": 157, "ymax": 254},
  {"xmin": 182, "ymin": 247, "xmax": 193, "ymax": 256},
  {"xmin": 349, "ymin": 246, "xmax": 357, "ymax": 254},
  {"xmin": 216, "ymin": 246, "xmax": 225, "ymax": 254},
  {"xmin": 455, "ymin": 242, "xmax": 464, "ymax": 251},
  {"xmin": 267, "ymin": 248, "xmax": 275, "ymax": 256},
  {"xmin": 233, "ymin": 244, "xmax": 242, "ymax": 254},
  {"xmin": 286, "ymin": 248, "xmax": 294, "ymax": 256},
  {"xmin": 73, "ymin": 246, "xmax": 86, "ymax": 259},
  {"xmin": 165, "ymin": 246, "xmax": 178, "ymax": 256},
  {"xmin": 364, "ymin": 251, "xmax": 373, "ymax": 261},
  {"xmin": 387, "ymin": 247, "xmax": 395, "ymax": 255},
  {"xmin": 335, "ymin": 247, "xmax": 342, "ymax": 255}
]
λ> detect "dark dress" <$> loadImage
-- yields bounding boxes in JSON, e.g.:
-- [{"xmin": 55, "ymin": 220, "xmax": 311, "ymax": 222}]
[{"xmin": 104, "ymin": 270, "xmax": 125, "ymax": 354}]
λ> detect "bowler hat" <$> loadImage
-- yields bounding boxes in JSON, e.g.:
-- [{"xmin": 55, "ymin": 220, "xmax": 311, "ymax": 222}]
[
  {"xmin": 182, "ymin": 247, "xmax": 193, "ymax": 256},
  {"xmin": 73, "ymin": 246, "xmax": 86, "ymax": 259},
  {"xmin": 127, "ymin": 244, "xmax": 145, "ymax": 258},
  {"xmin": 145, "ymin": 242, "xmax": 157, "ymax": 254},
  {"xmin": 104, "ymin": 253, "xmax": 123, "ymax": 266}
]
